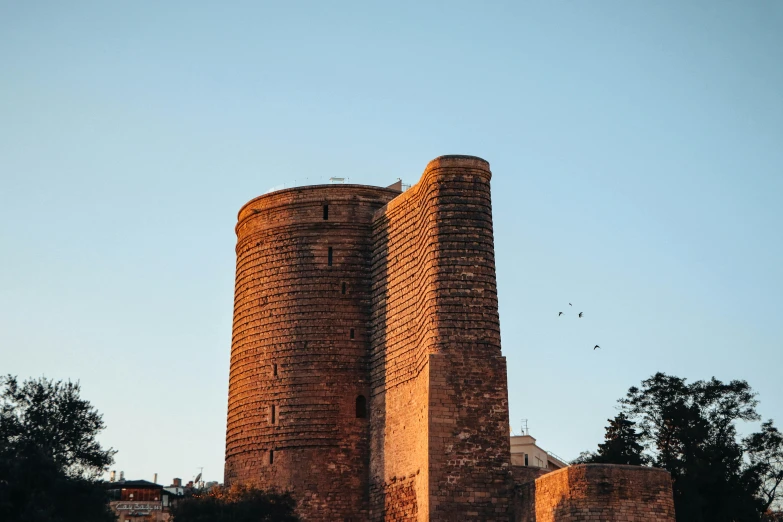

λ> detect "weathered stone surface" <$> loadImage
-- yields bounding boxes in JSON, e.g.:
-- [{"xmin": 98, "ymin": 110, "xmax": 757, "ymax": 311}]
[
  {"xmin": 225, "ymin": 184, "xmax": 399, "ymax": 520},
  {"xmin": 513, "ymin": 464, "xmax": 676, "ymax": 522},
  {"xmin": 369, "ymin": 156, "xmax": 512, "ymax": 521}
]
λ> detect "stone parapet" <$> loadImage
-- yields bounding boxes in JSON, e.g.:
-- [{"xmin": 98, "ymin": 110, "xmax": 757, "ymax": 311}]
[{"xmin": 514, "ymin": 464, "xmax": 676, "ymax": 522}]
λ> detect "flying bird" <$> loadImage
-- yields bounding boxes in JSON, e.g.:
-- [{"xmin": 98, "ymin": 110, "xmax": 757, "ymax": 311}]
[
  {"xmin": 558, "ymin": 312, "xmax": 563, "ymax": 316},
  {"xmin": 569, "ymin": 303, "xmax": 572, "ymax": 306},
  {"xmin": 578, "ymin": 312, "xmax": 583, "ymax": 318},
  {"xmin": 594, "ymin": 345, "xmax": 600, "ymax": 350}
]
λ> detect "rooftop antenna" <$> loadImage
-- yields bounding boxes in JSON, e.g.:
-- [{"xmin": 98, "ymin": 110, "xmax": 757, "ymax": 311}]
[{"xmin": 521, "ymin": 419, "xmax": 529, "ymax": 436}]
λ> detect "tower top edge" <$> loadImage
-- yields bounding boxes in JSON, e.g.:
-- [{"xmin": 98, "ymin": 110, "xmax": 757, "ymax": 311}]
[
  {"xmin": 425, "ymin": 155, "xmax": 490, "ymax": 171},
  {"xmin": 237, "ymin": 183, "xmax": 402, "ymax": 219}
]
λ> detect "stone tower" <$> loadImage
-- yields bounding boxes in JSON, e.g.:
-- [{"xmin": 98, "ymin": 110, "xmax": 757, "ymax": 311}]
[
  {"xmin": 225, "ymin": 156, "xmax": 513, "ymax": 521},
  {"xmin": 225, "ymin": 183, "xmax": 399, "ymax": 518}
]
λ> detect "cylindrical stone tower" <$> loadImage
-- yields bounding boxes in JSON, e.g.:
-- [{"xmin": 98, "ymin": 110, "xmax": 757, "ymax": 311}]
[{"xmin": 225, "ymin": 184, "xmax": 400, "ymax": 521}]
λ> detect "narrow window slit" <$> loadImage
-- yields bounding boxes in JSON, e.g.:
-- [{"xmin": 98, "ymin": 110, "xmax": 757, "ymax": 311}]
[
  {"xmin": 323, "ymin": 205, "xmax": 329, "ymax": 220},
  {"xmin": 271, "ymin": 405, "xmax": 276, "ymax": 424},
  {"xmin": 341, "ymin": 282, "xmax": 346, "ymax": 295},
  {"xmin": 328, "ymin": 247, "xmax": 333, "ymax": 266},
  {"xmin": 272, "ymin": 363, "xmax": 278, "ymax": 377},
  {"xmin": 350, "ymin": 328, "xmax": 355, "ymax": 339},
  {"xmin": 269, "ymin": 450, "xmax": 274, "ymax": 464},
  {"xmin": 356, "ymin": 395, "xmax": 367, "ymax": 418}
]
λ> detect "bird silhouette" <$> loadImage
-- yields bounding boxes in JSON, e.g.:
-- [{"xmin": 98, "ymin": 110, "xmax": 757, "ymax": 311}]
[
  {"xmin": 578, "ymin": 312, "xmax": 583, "ymax": 318},
  {"xmin": 558, "ymin": 312, "xmax": 563, "ymax": 316},
  {"xmin": 594, "ymin": 345, "xmax": 600, "ymax": 350},
  {"xmin": 569, "ymin": 303, "xmax": 572, "ymax": 306}
]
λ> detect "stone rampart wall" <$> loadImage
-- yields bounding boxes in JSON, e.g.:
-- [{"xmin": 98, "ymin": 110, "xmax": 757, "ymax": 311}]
[{"xmin": 513, "ymin": 464, "xmax": 675, "ymax": 522}]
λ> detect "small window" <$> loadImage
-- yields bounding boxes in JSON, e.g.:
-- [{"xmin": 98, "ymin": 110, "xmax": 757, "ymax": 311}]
[
  {"xmin": 356, "ymin": 395, "xmax": 367, "ymax": 418},
  {"xmin": 270, "ymin": 405, "xmax": 276, "ymax": 424},
  {"xmin": 350, "ymin": 328, "xmax": 355, "ymax": 339},
  {"xmin": 323, "ymin": 205, "xmax": 329, "ymax": 220},
  {"xmin": 524, "ymin": 454, "xmax": 529, "ymax": 466},
  {"xmin": 269, "ymin": 450, "xmax": 274, "ymax": 464},
  {"xmin": 328, "ymin": 247, "xmax": 333, "ymax": 266},
  {"xmin": 272, "ymin": 363, "xmax": 278, "ymax": 377},
  {"xmin": 341, "ymin": 282, "xmax": 346, "ymax": 295}
]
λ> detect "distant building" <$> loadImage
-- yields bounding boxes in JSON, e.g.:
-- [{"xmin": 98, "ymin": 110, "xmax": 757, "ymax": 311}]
[
  {"xmin": 107, "ymin": 479, "xmax": 180, "ymax": 522},
  {"xmin": 510, "ymin": 433, "xmax": 568, "ymax": 470}
]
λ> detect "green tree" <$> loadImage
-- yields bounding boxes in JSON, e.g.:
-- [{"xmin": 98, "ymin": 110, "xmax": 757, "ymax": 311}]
[
  {"xmin": 576, "ymin": 413, "xmax": 647, "ymax": 466},
  {"xmin": 620, "ymin": 373, "xmax": 762, "ymax": 522},
  {"xmin": 0, "ymin": 375, "xmax": 117, "ymax": 522},
  {"xmin": 580, "ymin": 373, "xmax": 783, "ymax": 522},
  {"xmin": 170, "ymin": 483, "xmax": 299, "ymax": 522},
  {"xmin": 745, "ymin": 420, "xmax": 783, "ymax": 519}
]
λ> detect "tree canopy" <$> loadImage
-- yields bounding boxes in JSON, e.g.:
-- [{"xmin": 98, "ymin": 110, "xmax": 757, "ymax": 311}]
[
  {"xmin": 0, "ymin": 375, "xmax": 117, "ymax": 522},
  {"xmin": 746, "ymin": 420, "xmax": 783, "ymax": 518},
  {"xmin": 170, "ymin": 483, "xmax": 299, "ymax": 522},
  {"xmin": 580, "ymin": 372, "xmax": 783, "ymax": 522},
  {"xmin": 575, "ymin": 412, "xmax": 647, "ymax": 466}
]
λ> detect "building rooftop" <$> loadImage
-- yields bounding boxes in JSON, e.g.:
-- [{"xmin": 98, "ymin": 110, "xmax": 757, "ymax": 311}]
[{"xmin": 108, "ymin": 479, "xmax": 163, "ymax": 490}]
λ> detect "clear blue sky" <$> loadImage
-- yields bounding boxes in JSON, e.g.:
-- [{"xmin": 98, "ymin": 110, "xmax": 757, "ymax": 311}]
[{"xmin": 1, "ymin": 1, "xmax": 781, "ymax": 485}]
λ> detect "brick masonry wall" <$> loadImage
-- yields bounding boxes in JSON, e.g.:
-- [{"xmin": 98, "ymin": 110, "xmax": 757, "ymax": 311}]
[
  {"xmin": 369, "ymin": 156, "xmax": 513, "ymax": 521},
  {"xmin": 513, "ymin": 464, "xmax": 676, "ymax": 522},
  {"xmin": 225, "ymin": 185, "xmax": 399, "ymax": 521},
  {"xmin": 369, "ymin": 163, "xmax": 440, "ymax": 521},
  {"xmin": 424, "ymin": 157, "xmax": 512, "ymax": 521}
]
